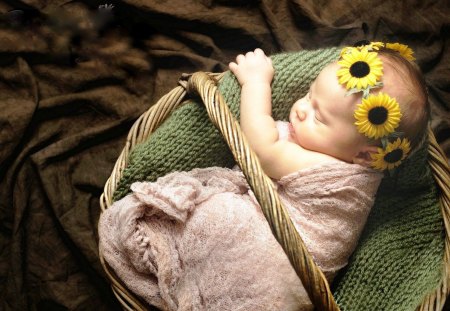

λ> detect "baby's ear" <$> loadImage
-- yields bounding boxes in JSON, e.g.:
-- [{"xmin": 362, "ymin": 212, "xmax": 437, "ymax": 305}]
[{"xmin": 352, "ymin": 145, "xmax": 379, "ymax": 167}]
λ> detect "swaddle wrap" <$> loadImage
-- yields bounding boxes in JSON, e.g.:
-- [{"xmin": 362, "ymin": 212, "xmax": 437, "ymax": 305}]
[{"xmin": 99, "ymin": 162, "xmax": 382, "ymax": 310}]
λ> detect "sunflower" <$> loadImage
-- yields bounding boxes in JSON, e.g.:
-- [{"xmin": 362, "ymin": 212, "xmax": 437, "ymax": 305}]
[
  {"xmin": 385, "ymin": 43, "xmax": 415, "ymax": 61},
  {"xmin": 337, "ymin": 47, "xmax": 383, "ymax": 90},
  {"xmin": 371, "ymin": 138, "xmax": 411, "ymax": 170},
  {"xmin": 354, "ymin": 92, "xmax": 402, "ymax": 139}
]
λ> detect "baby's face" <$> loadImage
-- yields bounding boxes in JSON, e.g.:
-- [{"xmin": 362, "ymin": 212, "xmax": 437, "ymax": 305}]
[{"xmin": 289, "ymin": 62, "xmax": 368, "ymax": 162}]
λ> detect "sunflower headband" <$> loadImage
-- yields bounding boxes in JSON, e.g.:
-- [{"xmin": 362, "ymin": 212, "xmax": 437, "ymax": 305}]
[{"xmin": 336, "ymin": 41, "xmax": 415, "ymax": 172}]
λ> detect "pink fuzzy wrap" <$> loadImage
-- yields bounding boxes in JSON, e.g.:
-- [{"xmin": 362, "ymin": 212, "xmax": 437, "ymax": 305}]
[{"xmin": 99, "ymin": 161, "xmax": 381, "ymax": 310}]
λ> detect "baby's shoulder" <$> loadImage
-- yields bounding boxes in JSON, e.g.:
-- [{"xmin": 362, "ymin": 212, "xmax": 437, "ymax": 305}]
[{"xmin": 260, "ymin": 140, "xmax": 341, "ymax": 180}]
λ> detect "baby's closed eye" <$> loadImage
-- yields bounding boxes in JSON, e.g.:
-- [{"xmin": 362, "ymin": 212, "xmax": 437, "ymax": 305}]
[
  {"xmin": 315, "ymin": 111, "xmax": 326, "ymax": 124},
  {"xmin": 315, "ymin": 114, "xmax": 322, "ymax": 123}
]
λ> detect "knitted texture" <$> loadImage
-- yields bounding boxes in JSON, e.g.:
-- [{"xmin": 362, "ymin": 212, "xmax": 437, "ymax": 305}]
[
  {"xmin": 113, "ymin": 47, "xmax": 339, "ymax": 200},
  {"xmin": 111, "ymin": 47, "xmax": 444, "ymax": 310},
  {"xmin": 332, "ymin": 144, "xmax": 444, "ymax": 311}
]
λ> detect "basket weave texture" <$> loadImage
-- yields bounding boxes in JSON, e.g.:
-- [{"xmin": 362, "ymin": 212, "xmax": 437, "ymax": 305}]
[{"xmin": 99, "ymin": 71, "xmax": 450, "ymax": 311}]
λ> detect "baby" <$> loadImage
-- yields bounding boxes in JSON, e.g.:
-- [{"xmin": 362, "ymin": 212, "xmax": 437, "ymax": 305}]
[
  {"xmin": 229, "ymin": 46, "xmax": 429, "ymax": 179},
  {"xmin": 99, "ymin": 43, "xmax": 430, "ymax": 310}
]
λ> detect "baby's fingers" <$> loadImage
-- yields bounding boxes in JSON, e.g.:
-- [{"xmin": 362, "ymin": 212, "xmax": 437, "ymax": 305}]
[
  {"xmin": 254, "ymin": 48, "xmax": 265, "ymax": 57},
  {"xmin": 229, "ymin": 62, "xmax": 238, "ymax": 72},
  {"xmin": 254, "ymin": 48, "xmax": 272, "ymax": 65},
  {"xmin": 245, "ymin": 51, "xmax": 255, "ymax": 58},
  {"xmin": 236, "ymin": 54, "xmax": 245, "ymax": 64}
]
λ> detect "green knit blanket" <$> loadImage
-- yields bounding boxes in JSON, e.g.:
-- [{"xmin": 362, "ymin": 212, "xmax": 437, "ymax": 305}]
[{"xmin": 113, "ymin": 48, "xmax": 444, "ymax": 310}]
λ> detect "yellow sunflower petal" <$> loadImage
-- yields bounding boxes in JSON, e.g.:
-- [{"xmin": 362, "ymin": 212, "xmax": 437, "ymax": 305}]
[
  {"xmin": 370, "ymin": 138, "xmax": 411, "ymax": 171},
  {"xmin": 353, "ymin": 92, "xmax": 402, "ymax": 139},
  {"xmin": 370, "ymin": 42, "xmax": 385, "ymax": 50},
  {"xmin": 386, "ymin": 43, "xmax": 416, "ymax": 61}
]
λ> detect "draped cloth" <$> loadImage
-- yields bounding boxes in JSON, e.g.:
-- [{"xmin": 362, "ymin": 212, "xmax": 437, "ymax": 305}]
[{"xmin": 99, "ymin": 162, "xmax": 382, "ymax": 310}]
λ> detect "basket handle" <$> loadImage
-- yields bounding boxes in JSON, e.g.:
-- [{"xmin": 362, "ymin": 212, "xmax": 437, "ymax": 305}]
[{"xmin": 187, "ymin": 71, "xmax": 340, "ymax": 311}]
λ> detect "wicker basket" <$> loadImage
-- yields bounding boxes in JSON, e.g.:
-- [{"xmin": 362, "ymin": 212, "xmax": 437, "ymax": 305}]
[{"xmin": 99, "ymin": 72, "xmax": 450, "ymax": 311}]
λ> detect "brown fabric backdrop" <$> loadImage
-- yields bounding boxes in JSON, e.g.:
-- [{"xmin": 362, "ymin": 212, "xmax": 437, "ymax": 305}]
[{"xmin": 1, "ymin": 1, "xmax": 449, "ymax": 310}]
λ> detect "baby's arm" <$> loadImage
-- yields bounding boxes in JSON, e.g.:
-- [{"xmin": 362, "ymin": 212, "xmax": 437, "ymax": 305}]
[
  {"xmin": 229, "ymin": 49, "xmax": 334, "ymax": 179},
  {"xmin": 229, "ymin": 49, "xmax": 281, "ymax": 175}
]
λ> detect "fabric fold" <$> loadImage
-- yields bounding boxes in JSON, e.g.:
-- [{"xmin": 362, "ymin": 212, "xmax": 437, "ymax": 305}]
[{"xmin": 99, "ymin": 162, "xmax": 382, "ymax": 310}]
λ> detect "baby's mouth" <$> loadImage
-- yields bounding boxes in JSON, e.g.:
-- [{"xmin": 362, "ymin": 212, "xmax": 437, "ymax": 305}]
[
  {"xmin": 288, "ymin": 122, "xmax": 295, "ymax": 134},
  {"xmin": 287, "ymin": 121, "xmax": 299, "ymax": 144}
]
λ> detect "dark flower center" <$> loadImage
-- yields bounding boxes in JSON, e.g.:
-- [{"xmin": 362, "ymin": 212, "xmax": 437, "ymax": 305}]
[
  {"xmin": 368, "ymin": 106, "xmax": 388, "ymax": 125},
  {"xmin": 384, "ymin": 149, "xmax": 403, "ymax": 163},
  {"xmin": 350, "ymin": 61, "xmax": 370, "ymax": 78}
]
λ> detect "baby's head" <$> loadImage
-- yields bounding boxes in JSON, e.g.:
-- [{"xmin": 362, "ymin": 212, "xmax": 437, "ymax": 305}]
[
  {"xmin": 289, "ymin": 43, "xmax": 429, "ymax": 171},
  {"xmin": 375, "ymin": 48, "xmax": 429, "ymax": 152}
]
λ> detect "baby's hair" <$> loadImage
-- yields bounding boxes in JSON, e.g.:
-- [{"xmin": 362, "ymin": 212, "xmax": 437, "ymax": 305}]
[{"xmin": 377, "ymin": 48, "xmax": 430, "ymax": 155}]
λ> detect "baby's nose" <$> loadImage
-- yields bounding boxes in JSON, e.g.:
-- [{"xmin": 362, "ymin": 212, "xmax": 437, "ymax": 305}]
[{"xmin": 297, "ymin": 108, "xmax": 307, "ymax": 121}]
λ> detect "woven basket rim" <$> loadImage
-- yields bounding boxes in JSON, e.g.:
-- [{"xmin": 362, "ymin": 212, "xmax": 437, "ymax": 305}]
[{"xmin": 99, "ymin": 71, "xmax": 450, "ymax": 311}]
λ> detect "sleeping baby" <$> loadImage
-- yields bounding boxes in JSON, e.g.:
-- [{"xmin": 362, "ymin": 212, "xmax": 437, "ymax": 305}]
[{"xmin": 98, "ymin": 42, "xmax": 429, "ymax": 310}]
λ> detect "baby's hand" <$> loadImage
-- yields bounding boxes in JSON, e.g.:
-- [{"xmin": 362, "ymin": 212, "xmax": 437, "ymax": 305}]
[{"xmin": 229, "ymin": 48, "xmax": 274, "ymax": 86}]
